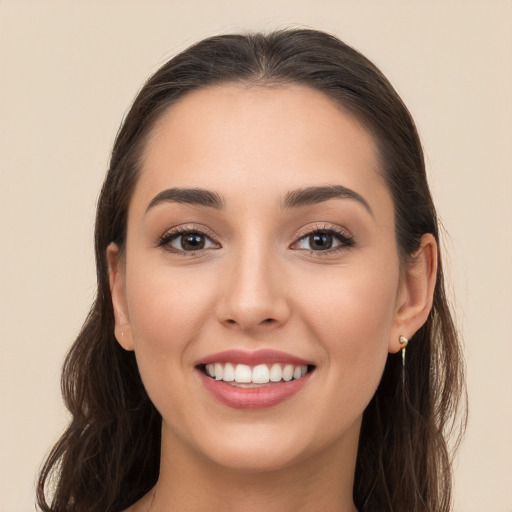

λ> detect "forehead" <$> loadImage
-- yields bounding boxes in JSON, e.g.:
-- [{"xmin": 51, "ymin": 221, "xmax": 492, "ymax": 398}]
[{"xmin": 133, "ymin": 84, "xmax": 391, "ymax": 215}]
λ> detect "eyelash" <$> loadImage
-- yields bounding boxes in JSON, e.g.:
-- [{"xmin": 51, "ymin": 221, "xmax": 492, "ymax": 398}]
[
  {"xmin": 157, "ymin": 224, "xmax": 355, "ymax": 255},
  {"xmin": 157, "ymin": 226, "xmax": 220, "ymax": 255},
  {"xmin": 292, "ymin": 225, "xmax": 355, "ymax": 254}
]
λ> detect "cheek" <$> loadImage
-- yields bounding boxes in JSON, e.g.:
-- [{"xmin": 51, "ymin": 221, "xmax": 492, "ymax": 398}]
[
  {"xmin": 126, "ymin": 259, "xmax": 212, "ymax": 345},
  {"xmin": 299, "ymin": 259, "xmax": 398, "ymax": 342},
  {"xmin": 296, "ymin": 259, "xmax": 399, "ymax": 399},
  {"xmin": 124, "ymin": 262, "xmax": 215, "ymax": 400}
]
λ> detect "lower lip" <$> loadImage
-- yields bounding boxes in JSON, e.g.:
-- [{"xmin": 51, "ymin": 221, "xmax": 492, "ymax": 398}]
[{"xmin": 197, "ymin": 370, "xmax": 312, "ymax": 409}]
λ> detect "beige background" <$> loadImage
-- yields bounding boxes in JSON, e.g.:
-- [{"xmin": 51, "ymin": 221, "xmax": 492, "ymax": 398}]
[{"xmin": 1, "ymin": 1, "xmax": 511, "ymax": 510}]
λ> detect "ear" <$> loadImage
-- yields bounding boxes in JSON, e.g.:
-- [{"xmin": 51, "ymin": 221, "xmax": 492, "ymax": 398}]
[
  {"xmin": 107, "ymin": 242, "xmax": 134, "ymax": 351},
  {"xmin": 389, "ymin": 233, "xmax": 438, "ymax": 353}
]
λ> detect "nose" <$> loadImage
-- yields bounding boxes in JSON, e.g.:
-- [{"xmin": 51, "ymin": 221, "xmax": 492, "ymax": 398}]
[{"xmin": 215, "ymin": 244, "xmax": 291, "ymax": 332}]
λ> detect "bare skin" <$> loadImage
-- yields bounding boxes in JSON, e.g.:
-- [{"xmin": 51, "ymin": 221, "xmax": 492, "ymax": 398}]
[{"xmin": 110, "ymin": 84, "xmax": 437, "ymax": 512}]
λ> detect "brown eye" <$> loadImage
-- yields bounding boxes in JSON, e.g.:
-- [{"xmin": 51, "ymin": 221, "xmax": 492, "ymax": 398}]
[
  {"xmin": 293, "ymin": 228, "xmax": 354, "ymax": 253},
  {"xmin": 159, "ymin": 229, "xmax": 220, "ymax": 253},
  {"xmin": 180, "ymin": 233, "xmax": 206, "ymax": 250},
  {"xmin": 308, "ymin": 233, "xmax": 333, "ymax": 250}
]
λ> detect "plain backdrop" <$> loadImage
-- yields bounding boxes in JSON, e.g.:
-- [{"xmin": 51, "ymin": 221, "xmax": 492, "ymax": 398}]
[{"xmin": 1, "ymin": 1, "xmax": 511, "ymax": 511}]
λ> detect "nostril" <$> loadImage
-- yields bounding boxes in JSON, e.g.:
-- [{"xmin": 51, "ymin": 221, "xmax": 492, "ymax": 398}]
[{"xmin": 220, "ymin": 316, "xmax": 281, "ymax": 330}]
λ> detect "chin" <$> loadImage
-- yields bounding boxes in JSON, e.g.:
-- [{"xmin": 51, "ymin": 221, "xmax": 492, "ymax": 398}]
[
  {"xmin": 205, "ymin": 441, "xmax": 308, "ymax": 474},
  {"xmin": 185, "ymin": 417, "xmax": 355, "ymax": 475}
]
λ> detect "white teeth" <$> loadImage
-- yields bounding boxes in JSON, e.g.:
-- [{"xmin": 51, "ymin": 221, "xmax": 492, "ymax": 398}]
[
  {"xmin": 252, "ymin": 364, "xmax": 270, "ymax": 384},
  {"xmin": 214, "ymin": 363, "xmax": 223, "ymax": 381},
  {"xmin": 234, "ymin": 364, "xmax": 252, "ymax": 383},
  {"xmin": 223, "ymin": 362, "xmax": 235, "ymax": 382},
  {"xmin": 205, "ymin": 362, "xmax": 308, "ymax": 384},
  {"xmin": 269, "ymin": 363, "xmax": 282, "ymax": 382},
  {"xmin": 282, "ymin": 364, "xmax": 294, "ymax": 382}
]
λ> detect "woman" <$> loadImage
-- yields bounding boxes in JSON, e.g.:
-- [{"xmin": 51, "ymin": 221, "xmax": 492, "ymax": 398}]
[{"xmin": 37, "ymin": 29, "xmax": 465, "ymax": 512}]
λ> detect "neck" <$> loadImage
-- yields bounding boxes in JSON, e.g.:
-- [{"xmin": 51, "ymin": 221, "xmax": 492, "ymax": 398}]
[{"xmin": 144, "ymin": 422, "xmax": 360, "ymax": 512}]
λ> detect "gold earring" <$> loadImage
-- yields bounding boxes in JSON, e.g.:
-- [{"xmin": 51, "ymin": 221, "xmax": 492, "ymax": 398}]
[{"xmin": 399, "ymin": 335, "xmax": 408, "ymax": 366}]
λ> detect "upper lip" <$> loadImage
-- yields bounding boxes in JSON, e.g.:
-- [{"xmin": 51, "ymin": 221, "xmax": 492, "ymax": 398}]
[{"xmin": 195, "ymin": 349, "xmax": 314, "ymax": 367}]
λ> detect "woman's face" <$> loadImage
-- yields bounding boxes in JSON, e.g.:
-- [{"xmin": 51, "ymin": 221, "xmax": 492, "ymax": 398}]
[{"xmin": 110, "ymin": 84, "xmax": 412, "ymax": 472}]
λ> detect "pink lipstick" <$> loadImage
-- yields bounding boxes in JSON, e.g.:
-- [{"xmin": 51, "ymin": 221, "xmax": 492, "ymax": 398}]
[{"xmin": 195, "ymin": 349, "xmax": 315, "ymax": 409}]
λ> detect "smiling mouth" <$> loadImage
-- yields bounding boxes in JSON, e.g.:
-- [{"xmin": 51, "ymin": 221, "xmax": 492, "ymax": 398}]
[{"xmin": 199, "ymin": 362, "xmax": 316, "ymax": 387}]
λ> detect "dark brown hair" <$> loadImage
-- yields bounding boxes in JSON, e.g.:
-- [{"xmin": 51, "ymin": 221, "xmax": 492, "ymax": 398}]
[{"xmin": 37, "ymin": 29, "xmax": 465, "ymax": 512}]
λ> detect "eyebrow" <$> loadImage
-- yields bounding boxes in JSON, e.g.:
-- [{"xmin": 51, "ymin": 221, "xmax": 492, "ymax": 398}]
[
  {"xmin": 282, "ymin": 185, "xmax": 373, "ymax": 216},
  {"xmin": 145, "ymin": 184, "xmax": 373, "ymax": 216},
  {"xmin": 145, "ymin": 188, "xmax": 225, "ymax": 214}
]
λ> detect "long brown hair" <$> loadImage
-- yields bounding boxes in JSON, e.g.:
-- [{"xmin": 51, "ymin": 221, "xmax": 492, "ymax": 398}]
[{"xmin": 37, "ymin": 29, "xmax": 466, "ymax": 512}]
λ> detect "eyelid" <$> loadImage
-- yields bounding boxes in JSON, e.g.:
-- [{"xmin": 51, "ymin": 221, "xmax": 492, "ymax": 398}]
[
  {"xmin": 291, "ymin": 223, "xmax": 355, "ymax": 253},
  {"xmin": 156, "ymin": 224, "xmax": 221, "ymax": 254},
  {"xmin": 294, "ymin": 222, "xmax": 353, "ymax": 240},
  {"xmin": 155, "ymin": 222, "xmax": 354, "ymax": 255}
]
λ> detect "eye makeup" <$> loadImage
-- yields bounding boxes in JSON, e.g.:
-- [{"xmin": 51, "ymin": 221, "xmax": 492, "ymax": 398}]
[
  {"xmin": 156, "ymin": 225, "xmax": 221, "ymax": 255},
  {"xmin": 155, "ymin": 221, "xmax": 355, "ymax": 258},
  {"xmin": 291, "ymin": 223, "xmax": 355, "ymax": 255}
]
